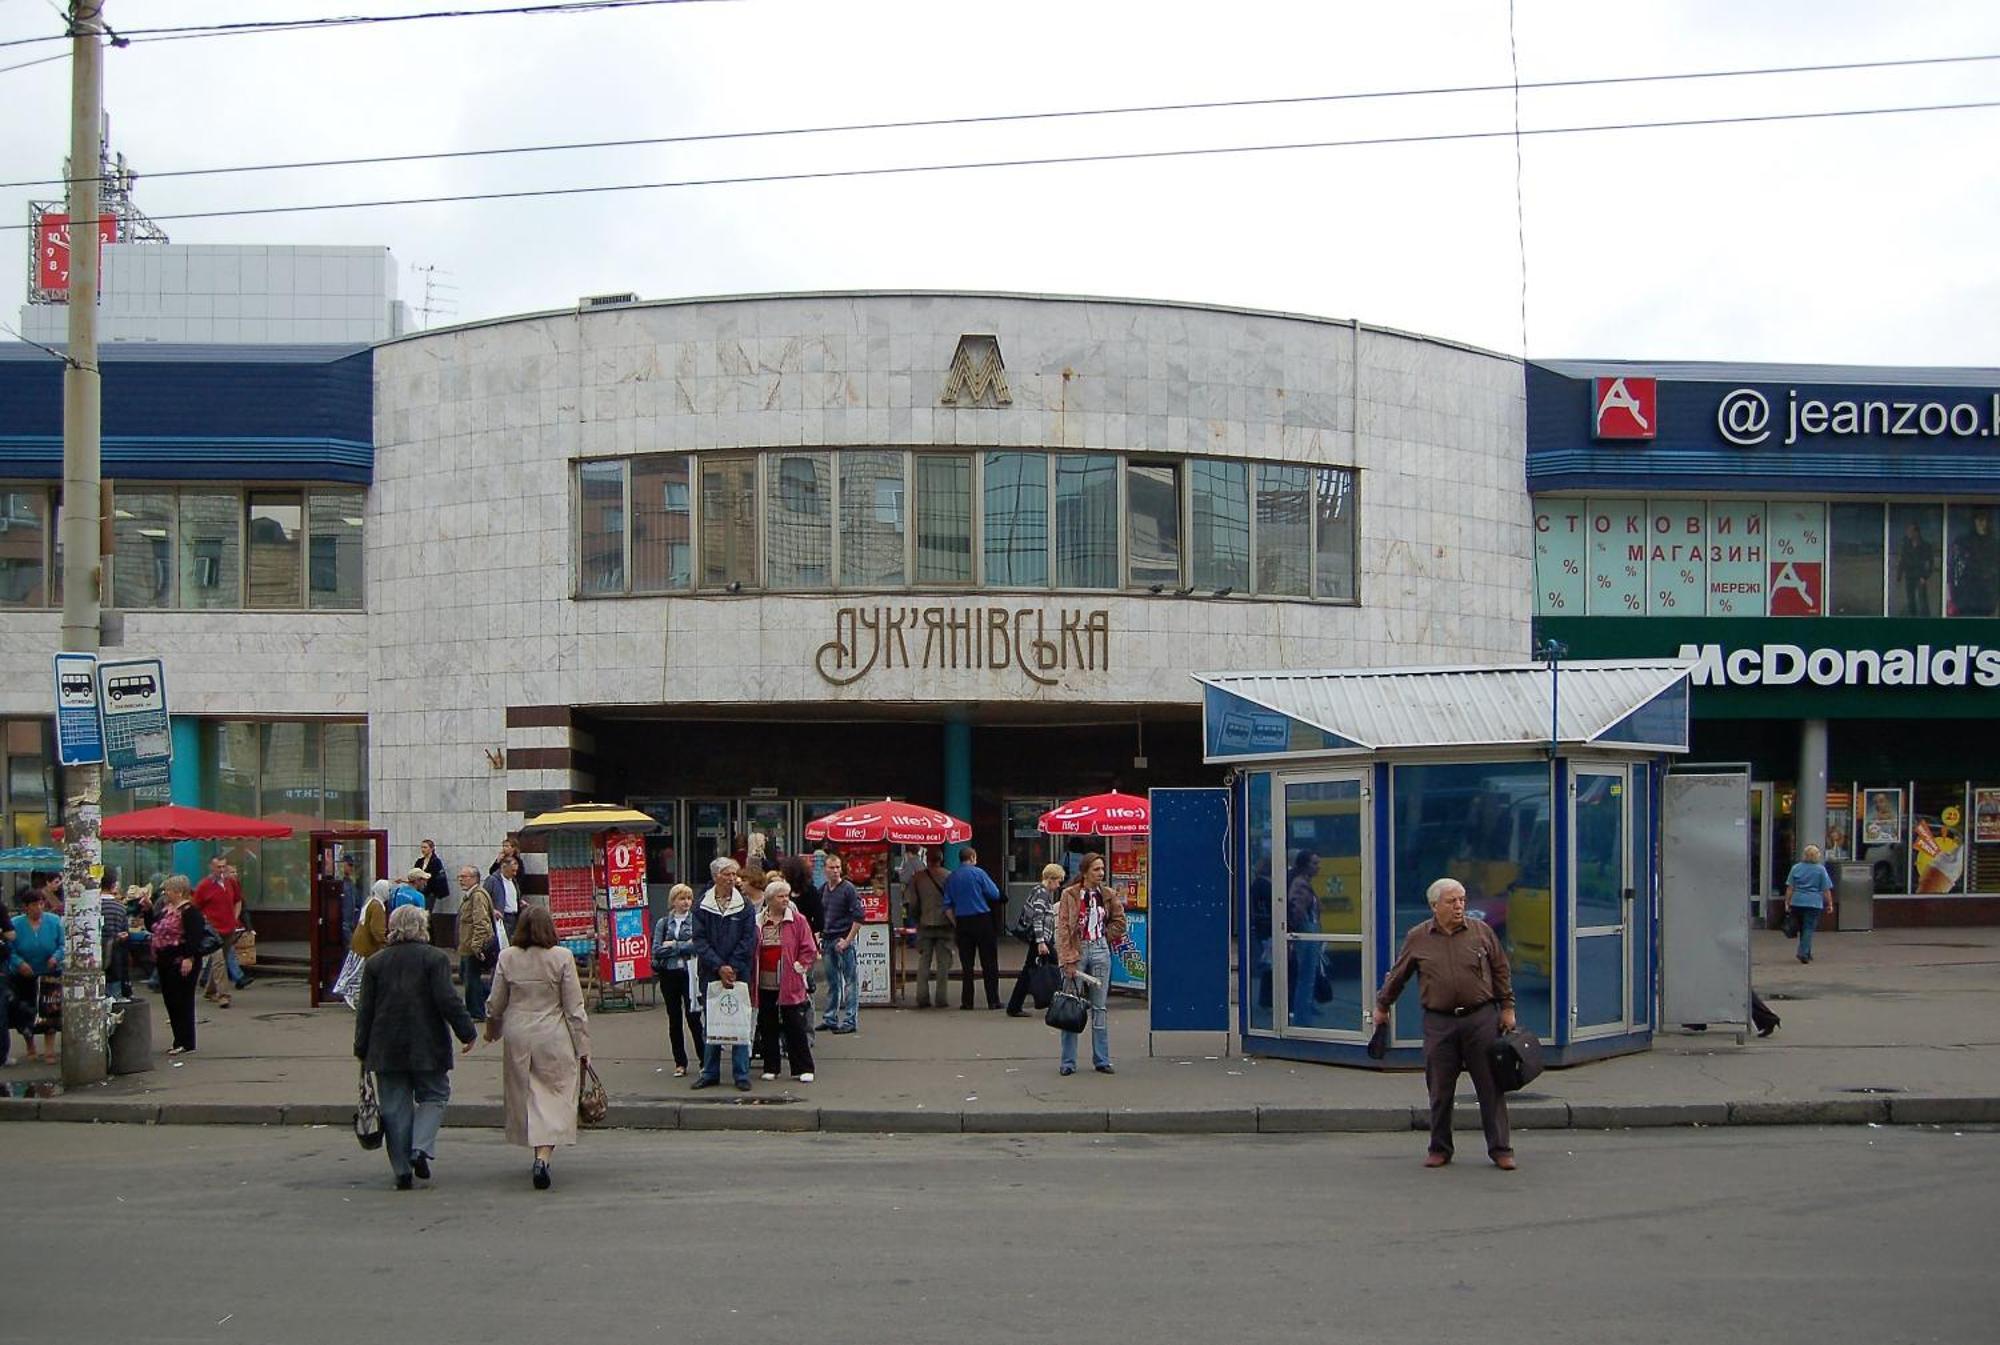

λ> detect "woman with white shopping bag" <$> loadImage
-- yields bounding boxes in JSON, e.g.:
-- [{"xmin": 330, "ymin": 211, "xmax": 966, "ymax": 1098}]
[
  {"xmin": 484, "ymin": 904, "xmax": 592, "ymax": 1191},
  {"xmin": 690, "ymin": 856, "xmax": 757, "ymax": 1092},
  {"xmin": 331, "ymin": 880, "xmax": 390, "ymax": 1008}
]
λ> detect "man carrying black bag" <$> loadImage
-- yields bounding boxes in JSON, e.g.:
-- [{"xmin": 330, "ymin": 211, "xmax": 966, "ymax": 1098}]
[{"xmin": 1373, "ymin": 877, "xmax": 1519, "ymax": 1172}]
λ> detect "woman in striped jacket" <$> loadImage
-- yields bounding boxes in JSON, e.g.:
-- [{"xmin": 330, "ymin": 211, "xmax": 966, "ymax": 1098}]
[{"xmin": 1004, "ymin": 864, "xmax": 1064, "ymax": 1017}]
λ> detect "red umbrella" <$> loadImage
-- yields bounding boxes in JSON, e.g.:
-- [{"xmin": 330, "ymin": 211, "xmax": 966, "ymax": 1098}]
[
  {"xmin": 100, "ymin": 804, "xmax": 296, "ymax": 842},
  {"xmin": 1039, "ymin": 791, "xmax": 1151, "ymax": 837},
  {"xmin": 804, "ymin": 800, "xmax": 972, "ymax": 846}
]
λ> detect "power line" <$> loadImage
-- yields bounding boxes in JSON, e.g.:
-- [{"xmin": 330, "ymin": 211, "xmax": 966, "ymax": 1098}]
[
  {"xmin": 0, "ymin": 0, "xmax": 732, "ymax": 51},
  {"xmin": 1507, "ymin": 0, "xmax": 1530, "ymax": 358},
  {"xmin": 0, "ymin": 47, "xmax": 66, "ymax": 75},
  {"xmin": 4, "ymin": 49, "xmax": 1998, "ymax": 189},
  {"xmin": 2, "ymin": 95, "xmax": 1993, "ymax": 233}
]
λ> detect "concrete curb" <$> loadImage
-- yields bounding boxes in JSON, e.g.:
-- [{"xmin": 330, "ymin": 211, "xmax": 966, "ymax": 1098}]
[{"xmin": 12, "ymin": 1095, "xmax": 2000, "ymax": 1133}]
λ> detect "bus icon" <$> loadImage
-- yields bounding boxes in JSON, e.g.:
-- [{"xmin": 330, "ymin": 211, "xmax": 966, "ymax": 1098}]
[
  {"xmin": 58, "ymin": 673, "xmax": 95, "ymax": 704},
  {"xmin": 107, "ymin": 672, "xmax": 158, "ymax": 705}
]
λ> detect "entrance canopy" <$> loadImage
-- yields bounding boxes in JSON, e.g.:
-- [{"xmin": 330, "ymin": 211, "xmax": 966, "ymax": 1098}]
[{"xmin": 1196, "ymin": 659, "xmax": 1693, "ymax": 762}]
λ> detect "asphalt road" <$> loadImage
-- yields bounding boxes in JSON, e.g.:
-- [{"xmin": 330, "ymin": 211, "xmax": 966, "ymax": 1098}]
[{"xmin": 8, "ymin": 1124, "xmax": 1994, "ymax": 1344}]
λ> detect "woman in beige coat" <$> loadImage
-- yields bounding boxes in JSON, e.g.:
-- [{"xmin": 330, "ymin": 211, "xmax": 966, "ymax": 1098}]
[{"xmin": 484, "ymin": 905, "xmax": 591, "ymax": 1190}]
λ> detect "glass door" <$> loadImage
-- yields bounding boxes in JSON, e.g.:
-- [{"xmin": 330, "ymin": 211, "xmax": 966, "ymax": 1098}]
[
  {"xmin": 740, "ymin": 799, "xmax": 794, "ymax": 869},
  {"xmin": 1571, "ymin": 766, "xmax": 1633, "ymax": 1038},
  {"xmin": 1276, "ymin": 772, "xmax": 1370, "ymax": 1039},
  {"xmin": 689, "ymin": 799, "xmax": 736, "ymax": 885},
  {"xmin": 1750, "ymin": 781, "xmax": 1776, "ymax": 924},
  {"xmin": 1003, "ymin": 799, "xmax": 1056, "ymax": 910}
]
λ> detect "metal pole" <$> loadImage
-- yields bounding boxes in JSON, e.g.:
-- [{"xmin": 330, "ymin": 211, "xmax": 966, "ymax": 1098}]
[{"xmin": 59, "ymin": 0, "xmax": 108, "ymax": 1087}]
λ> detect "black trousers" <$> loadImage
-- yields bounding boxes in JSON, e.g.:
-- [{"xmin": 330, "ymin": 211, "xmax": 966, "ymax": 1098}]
[
  {"xmin": 659, "ymin": 967, "xmax": 705, "ymax": 1067},
  {"xmin": 755, "ymin": 998, "xmax": 814, "ymax": 1077},
  {"xmin": 1422, "ymin": 1003, "xmax": 1510, "ymax": 1159},
  {"xmin": 158, "ymin": 955, "xmax": 199, "ymax": 1050},
  {"xmin": 1006, "ymin": 944, "xmax": 1051, "ymax": 1013},
  {"xmin": 954, "ymin": 912, "xmax": 1001, "ymax": 1008}
]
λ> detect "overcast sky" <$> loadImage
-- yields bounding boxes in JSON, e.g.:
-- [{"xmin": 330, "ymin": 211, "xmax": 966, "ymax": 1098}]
[{"xmin": 3, "ymin": 0, "xmax": 1999, "ymax": 364}]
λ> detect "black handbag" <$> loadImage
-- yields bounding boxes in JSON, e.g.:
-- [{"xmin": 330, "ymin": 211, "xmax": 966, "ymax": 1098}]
[
  {"xmin": 1027, "ymin": 959, "xmax": 1062, "ymax": 1010},
  {"xmin": 1486, "ymin": 1027, "xmax": 1545, "ymax": 1093},
  {"xmin": 1045, "ymin": 980, "xmax": 1090, "ymax": 1034},
  {"xmin": 355, "ymin": 1068, "xmax": 384, "ymax": 1150},
  {"xmin": 1782, "ymin": 907, "xmax": 1801, "ymax": 939}
]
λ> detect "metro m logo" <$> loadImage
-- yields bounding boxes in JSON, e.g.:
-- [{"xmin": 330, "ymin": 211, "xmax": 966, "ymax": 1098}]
[
  {"xmin": 1592, "ymin": 376, "xmax": 1657, "ymax": 441},
  {"xmin": 940, "ymin": 334, "xmax": 1012, "ymax": 407}
]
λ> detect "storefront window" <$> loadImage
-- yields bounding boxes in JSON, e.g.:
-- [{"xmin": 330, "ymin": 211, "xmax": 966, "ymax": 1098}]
[
  {"xmin": 1888, "ymin": 504, "xmax": 1943, "ymax": 617},
  {"xmin": 324, "ymin": 721, "xmax": 369, "ymax": 829},
  {"xmin": 1828, "ymin": 502, "xmax": 1885, "ymax": 616},
  {"xmin": 258, "ymin": 721, "xmax": 320, "ymax": 910},
  {"xmin": 1391, "ymin": 761, "xmax": 1553, "ymax": 1041},
  {"xmin": 1246, "ymin": 771, "xmax": 1274, "ymax": 1032},
  {"xmin": 767, "ymin": 452, "xmax": 831, "ymax": 588},
  {"xmin": 577, "ymin": 460, "xmax": 626, "ymax": 594},
  {"xmin": 839, "ymin": 450, "xmax": 905, "ymax": 586},
  {"xmin": 0, "ymin": 488, "xmax": 49, "ymax": 607},
  {"xmin": 307, "ymin": 488, "xmax": 365, "ymax": 610},
  {"xmin": 246, "ymin": 491, "xmax": 305, "ymax": 609},
  {"xmin": 631, "ymin": 455, "xmax": 692, "ymax": 592},
  {"xmin": 1125, "ymin": 461, "xmax": 1181, "ymax": 588},
  {"xmin": 1054, "ymin": 454, "xmax": 1117, "ymax": 589},
  {"xmin": 1255, "ymin": 465, "xmax": 1309, "ymax": 596},
  {"xmin": 112, "ymin": 489, "xmax": 177, "ymax": 609},
  {"xmin": 1948, "ymin": 504, "xmax": 1999, "ymax": 617},
  {"xmin": 179, "ymin": 490, "xmax": 241, "ymax": 609},
  {"xmin": 698, "ymin": 456, "xmax": 758, "ymax": 589},
  {"xmin": 1910, "ymin": 781, "xmax": 1969, "ymax": 896},
  {"xmin": 982, "ymin": 452, "xmax": 1047, "ymax": 586},
  {"xmin": 914, "ymin": 454, "xmax": 973, "ymax": 584},
  {"xmin": 1315, "ymin": 467, "xmax": 1358, "ymax": 601},
  {"xmin": 1189, "ymin": 459, "xmax": 1248, "ymax": 592}
]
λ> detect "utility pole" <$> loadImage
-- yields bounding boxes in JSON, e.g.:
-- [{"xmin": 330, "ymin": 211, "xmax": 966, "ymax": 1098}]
[{"xmin": 59, "ymin": 0, "xmax": 108, "ymax": 1086}]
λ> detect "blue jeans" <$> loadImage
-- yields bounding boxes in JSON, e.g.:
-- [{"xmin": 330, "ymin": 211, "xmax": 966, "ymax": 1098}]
[
  {"xmin": 205, "ymin": 939, "xmax": 247, "ymax": 993},
  {"xmin": 820, "ymin": 937, "xmax": 859, "ymax": 1030},
  {"xmin": 1060, "ymin": 939, "xmax": 1112, "ymax": 1071},
  {"xmin": 700, "ymin": 1041, "xmax": 751, "ymax": 1086},
  {"xmin": 375, "ymin": 1068, "xmax": 451, "ymax": 1180},
  {"xmin": 1796, "ymin": 906, "xmax": 1822, "ymax": 960},
  {"xmin": 460, "ymin": 955, "xmax": 488, "ymax": 1020}
]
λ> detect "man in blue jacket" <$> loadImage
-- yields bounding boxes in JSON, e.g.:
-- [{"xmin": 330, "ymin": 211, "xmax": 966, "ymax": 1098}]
[
  {"xmin": 690, "ymin": 857, "xmax": 756, "ymax": 1091},
  {"xmin": 943, "ymin": 846, "xmax": 1003, "ymax": 1010},
  {"xmin": 817, "ymin": 854, "xmax": 865, "ymax": 1035}
]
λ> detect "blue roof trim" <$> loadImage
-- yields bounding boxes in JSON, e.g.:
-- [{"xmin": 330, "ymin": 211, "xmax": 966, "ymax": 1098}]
[{"xmin": 0, "ymin": 435, "xmax": 372, "ymax": 484}]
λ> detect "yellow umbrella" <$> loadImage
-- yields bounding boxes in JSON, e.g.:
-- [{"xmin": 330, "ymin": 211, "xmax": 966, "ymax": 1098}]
[{"xmin": 519, "ymin": 802, "xmax": 662, "ymax": 834}]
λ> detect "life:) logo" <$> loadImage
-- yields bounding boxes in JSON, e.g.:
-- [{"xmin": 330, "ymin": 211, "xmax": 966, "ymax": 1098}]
[{"xmin": 1592, "ymin": 377, "xmax": 1657, "ymax": 440}]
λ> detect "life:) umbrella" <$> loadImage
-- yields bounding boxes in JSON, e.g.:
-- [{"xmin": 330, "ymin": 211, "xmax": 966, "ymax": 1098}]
[
  {"xmin": 100, "ymin": 804, "xmax": 296, "ymax": 841},
  {"xmin": 804, "ymin": 801, "xmax": 972, "ymax": 846},
  {"xmin": 1038, "ymin": 791, "xmax": 1151, "ymax": 837}
]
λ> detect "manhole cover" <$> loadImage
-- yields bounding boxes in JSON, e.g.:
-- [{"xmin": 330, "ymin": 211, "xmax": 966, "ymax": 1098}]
[
  {"xmin": 253, "ymin": 1012, "xmax": 317, "ymax": 1023},
  {"xmin": 1838, "ymin": 1085, "xmax": 1904, "ymax": 1095}
]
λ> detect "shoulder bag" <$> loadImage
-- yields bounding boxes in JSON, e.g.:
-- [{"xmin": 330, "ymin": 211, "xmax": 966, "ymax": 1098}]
[
  {"xmin": 1044, "ymin": 976, "xmax": 1091, "ymax": 1034},
  {"xmin": 354, "ymin": 1067, "xmax": 384, "ymax": 1149},
  {"xmin": 558, "ymin": 971, "xmax": 607, "ymax": 1125}
]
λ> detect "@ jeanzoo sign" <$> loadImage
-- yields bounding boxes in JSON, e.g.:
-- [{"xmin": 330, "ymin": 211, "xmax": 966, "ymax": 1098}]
[
  {"xmin": 816, "ymin": 604, "xmax": 1111, "ymax": 687},
  {"xmin": 1680, "ymin": 641, "xmax": 2000, "ymax": 689}
]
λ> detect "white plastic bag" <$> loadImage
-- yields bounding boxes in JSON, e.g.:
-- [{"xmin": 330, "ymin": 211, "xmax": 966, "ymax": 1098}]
[{"xmin": 704, "ymin": 981, "xmax": 753, "ymax": 1045}]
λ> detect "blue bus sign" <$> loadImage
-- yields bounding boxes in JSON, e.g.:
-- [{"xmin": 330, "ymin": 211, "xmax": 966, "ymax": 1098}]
[
  {"xmin": 97, "ymin": 656, "xmax": 172, "ymax": 789},
  {"xmin": 54, "ymin": 652, "xmax": 104, "ymax": 766}
]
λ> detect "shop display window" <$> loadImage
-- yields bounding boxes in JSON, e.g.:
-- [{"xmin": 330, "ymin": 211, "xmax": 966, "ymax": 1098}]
[
  {"xmin": 1828, "ymin": 503, "xmax": 1885, "ymax": 616},
  {"xmin": 1189, "ymin": 459, "xmax": 1249, "ymax": 592},
  {"xmin": 982, "ymin": 452, "xmax": 1047, "ymax": 586},
  {"xmin": 1948, "ymin": 504, "xmax": 1999, "ymax": 617},
  {"xmin": 1245, "ymin": 771, "xmax": 1275, "ymax": 1032},
  {"xmin": 1888, "ymin": 504, "xmax": 1943, "ymax": 617}
]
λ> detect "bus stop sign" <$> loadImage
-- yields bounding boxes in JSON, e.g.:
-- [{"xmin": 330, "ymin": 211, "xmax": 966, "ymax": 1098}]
[
  {"xmin": 97, "ymin": 656, "xmax": 172, "ymax": 789},
  {"xmin": 55, "ymin": 652, "xmax": 105, "ymax": 766}
]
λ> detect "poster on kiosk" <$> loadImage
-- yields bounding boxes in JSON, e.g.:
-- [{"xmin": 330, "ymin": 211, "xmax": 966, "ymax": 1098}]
[{"xmin": 599, "ymin": 829, "xmax": 650, "ymax": 984}]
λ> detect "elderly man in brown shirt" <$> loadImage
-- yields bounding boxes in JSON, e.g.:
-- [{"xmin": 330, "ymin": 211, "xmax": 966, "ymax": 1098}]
[{"xmin": 1374, "ymin": 876, "xmax": 1519, "ymax": 1171}]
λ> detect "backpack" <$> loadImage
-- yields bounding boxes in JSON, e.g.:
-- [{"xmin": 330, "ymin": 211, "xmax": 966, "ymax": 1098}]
[{"xmin": 151, "ymin": 902, "xmax": 184, "ymax": 952}]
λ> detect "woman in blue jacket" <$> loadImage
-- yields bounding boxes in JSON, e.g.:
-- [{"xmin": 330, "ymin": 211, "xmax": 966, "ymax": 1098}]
[
  {"xmin": 1783, "ymin": 844, "xmax": 1835, "ymax": 964},
  {"xmin": 690, "ymin": 858, "xmax": 755, "ymax": 1091},
  {"xmin": 10, "ymin": 888, "xmax": 64, "ymax": 1064}
]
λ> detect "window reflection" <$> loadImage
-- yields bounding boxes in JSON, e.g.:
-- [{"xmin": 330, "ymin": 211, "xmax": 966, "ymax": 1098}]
[
  {"xmin": 0, "ymin": 489, "xmax": 48, "ymax": 607},
  {"xmin": 1950, "ymin": 504, "xmax": 1999, "ymax": 617},
  {"xmin": 1256, "ymin": 465, "xmax": 1310, "ymax": 596},
  {"xmin": 1888, "ymin": 504, "xmax": 1942, "ymax": 617},
  {"xmin": 1125, "ymin": 462, "xmax": 1181, "ymax": 587},
  {"xmin": 113, "ymin": 490, "xmax": 177, "ymax": 609},
  {"xmin": 839, "ymin": 451, "xmax": 905, "ymax": 585},
  {"xmin": 983, "ymin": 452, "xmax": 1047, "ymax": 586},
  {"xmin": 246, "ymin": 491, "xmax": 305, "ymax": 609},
  {"xmin": 767, "ymin": 453, "xmax": 831, "ymax": 588},
  {"xmin": 632, "ymin": 456, "xmax": 692, "ymax": 593},
  {"xmin": 577, "ymin": 461, "xmax": 626, "ymax": 595},
  {"xmin": 1055, "ymin": 454, "xmax": 1118, "ymax": 588},
  {"xmin": 914, "ymin": 454, "xmax": 972, "ymax": 584},
  {"xmin": 1190, "ymin": 460, "xmax": 1249, "ymax": 591}
]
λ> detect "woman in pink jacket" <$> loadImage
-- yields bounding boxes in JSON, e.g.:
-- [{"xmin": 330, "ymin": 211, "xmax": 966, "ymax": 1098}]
[{"xmin": 752, "ymin": 878, "xmax": 820, "ymax": 1083}]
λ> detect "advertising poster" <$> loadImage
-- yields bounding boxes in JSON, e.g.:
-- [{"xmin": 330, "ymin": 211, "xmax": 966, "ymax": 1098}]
[
  {"xmin": 1976, "ymin": 789, "xmax": 2000, "ymax": 844},
  {"xmin": 1912, "ymin": 811, "xmax": 1966, "ymax": 895},
  {"xmin": 1766, "ymin": 501, "xmax": 1825, "ymax": 616},
  {"xmin": 842, "ymin": 842, "xmax": 891, "ymax": 922},
  {"xmin": 1824, "ymin": 807, "xmax": 1852, "ymax": 861},
  {"xmin": 1110, "ymin": 912, "xmax": 1149, "ymax": 991},
  {"xmin": 1860, "ymin": 788, "xmax": 1902, "ymax": 847},
  {"xmin": 1586, "ymin": 498, "xmax": 1647, "ymax": 615},
  {"xmin": 855, "ymin": 921, "xmax": 892, "ymax": 1005},
  {"xmin": 1706, "ymin": 500, "xmax": 1767, "ymax": 615},
  {"xmin": 600, "ymin": 906, "xmax": 650, "ymax": 984},
  {"xmin": 1649, "ymin": 502, "xmax": 1706, "ymax": 614},
  {"xmin": 602, "ymin": 830, "xmax": 647, "ymax": 908},
  {"xmin": 1534, "ymin": 505, "xmax": 1587, "ymax": 616}
]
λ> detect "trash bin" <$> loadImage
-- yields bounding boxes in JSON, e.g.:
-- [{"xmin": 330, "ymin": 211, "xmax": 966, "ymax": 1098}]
[
  {"xmin": 1836, "ymin": 861, "xmax": 1874, "ymax": 933},
  {"xmin": 108, "ymin": 996, "xmax": 154, "ymax": 1075}
]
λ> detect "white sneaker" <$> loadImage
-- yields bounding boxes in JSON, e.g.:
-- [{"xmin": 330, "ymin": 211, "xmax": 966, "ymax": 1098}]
[
  {"xmin": 761, "ymin": 1072, "xmax": 777, "ymax": 1081},
  {"xmin": 799, "ymin": 1072, "xmax": 814, "ymax": 1083}
]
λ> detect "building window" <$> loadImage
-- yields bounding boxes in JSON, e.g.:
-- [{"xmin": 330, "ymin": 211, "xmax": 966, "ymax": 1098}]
[
  {"xmin": 1126, "ymin": 461, "xmax": 1182, "ymax": 588},
  {"xmin": 839, "ymin": 450, "xmax": 906, "ymax": 586},
  {"xmin": 179, "ymin": 490, "xmax": 242, "ymax": 609},
  {"xmin": 1256, "ymin": 465, "xmax": 1310, "ymax": 596},
  {"xmin": 1888, "ymin": 504, "xmax": 1942, "ymax": 617},
  {"xmin": 914, "ymin": 454, "xmax": 973, "ymax": 584},
  {"xmin": 1828, "ymin": 503, "xmax": 1885, "ymax": 617},
  {"xmin": 1189, "ymin": 459, "xmax": 1249, "ymax": 592},
  {"xmin": 577, "ymin": 460, "xmax": 627, "ymax": 595},
  {"xmin": 1055, "ymin": 454, "xmax": 1118, "ymax": 589},
  {"xmin": 1949, "ymin": 503, "xmax": 1999, "ymax": 617},
  {"xmin": 1, "ymin": 719, "xmax": 54, "ymax": 849},
  {"xmin": 245, "ymin": 491, "xmax": 305, "ymax": 609},
  {"xmin": 632, "ymin": 455, "xmax": 691, "ymax": 593},
  {"xmin": 983, "ymin": 452, "xmax": 1048, "ymax": 586},
  {"xmin": 307, "ymin": 488, "xmax": 365, "ymax": 610},
  {"xmin": 699, "ymin": 455, "xmax": 759, "ymax": 589},
  {"xmin": 110, "ymin": 490, "xmax": 176, "ymax": 609},
  {"xmin": 0, "ymin": 489, "xmax": 51, "ymax": 608},
  {"xmin": 767, "ymin": 452, "xmax": 831, "ymax": 588},
  {"xmin": 1314, "ymin": 468, "xmax": 1358, "ymax": 601}
]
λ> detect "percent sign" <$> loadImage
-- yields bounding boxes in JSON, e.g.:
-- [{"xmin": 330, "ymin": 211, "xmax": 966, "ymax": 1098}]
[
  {"xmin": 1563, "ymin": 558, "xmax": 1580, "ymax": 575},
  {"xmin": 1679, "ymin": 568, "xmax": 1698, "ymax": 584},
  {"xmin": 1656, "ymin": 591, "xmax": 1677, "ymax": 608},
  {"xmin": 1775, "ymin": 537, "xmax": 1796, "ymax": 556},
  {"xmin": 1623, "ymin": 593, "xmax": 1643, "ymax": 610},
  {"xmin": 1545, "ymin": 591, "xmax": 1566, "ymax": 609},
  {"xmin": 1596, "ymin": 574, "xmax": 1612, "ymax": 589}
]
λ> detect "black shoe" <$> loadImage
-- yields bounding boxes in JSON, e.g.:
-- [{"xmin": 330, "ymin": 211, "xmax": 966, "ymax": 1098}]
[
  {"xmin": 1757, "ymin": 1018, "xmax": 1780, "ymax": 1038},
  {"xmin": 411, "ymin": 1154, "xmax": 431, "ymax": 1181},
  {"xmin": 691, "ymin": 1077, "xmax": 717, "ymax": 1090},
  {"xmin": 395, "ymin": 1173, "xmax": 414, "ymax": 1191},
  {"xmin": 532, "ymin": 1160, "xmax": 551, "ymax": 1191},
  {"xmin": 1005, "ymin": 1009, "xmax": 1028, "ymax": 1018},
  {"xmin": 1095, "ymin": 1064, "xmax": 1116, "ymax": 1074},
  {"xmin": 734, "ymin": 1079, "xmax": 751, "ymax": 1091},
  {"xmin": 1059, "ymin": 1064, "xmax": 1076, "ymax": 1076}
]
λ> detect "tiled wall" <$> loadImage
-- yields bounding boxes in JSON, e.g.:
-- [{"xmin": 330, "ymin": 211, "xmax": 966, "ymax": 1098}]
[{"xmin": 18, "ymin": 244, "xmax": 407, "ymax": 345}]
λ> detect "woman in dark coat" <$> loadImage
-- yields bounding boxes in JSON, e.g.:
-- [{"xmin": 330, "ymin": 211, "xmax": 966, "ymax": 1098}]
[
  {"xmin": 414, "ymin": 840, "xmax": 450, "ymax": 911},
  {"xmin": 354, "ymin": 905, "xmax": 478, "ymax": 1189}
]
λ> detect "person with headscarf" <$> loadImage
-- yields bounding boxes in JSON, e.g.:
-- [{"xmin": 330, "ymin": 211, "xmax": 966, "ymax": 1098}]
[
  {"xmin": 332, "ymin": 879, "xmax": 392, "ymax": 1008},
  {"xmin": 353, "ymin": 905, "xmax": 478, "ymax": 1191}
]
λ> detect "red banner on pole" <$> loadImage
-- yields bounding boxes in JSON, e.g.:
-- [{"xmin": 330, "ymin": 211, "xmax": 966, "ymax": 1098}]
[{"xmin": 37, "ymin": 213, "xmax": 117, "ymax": 294}]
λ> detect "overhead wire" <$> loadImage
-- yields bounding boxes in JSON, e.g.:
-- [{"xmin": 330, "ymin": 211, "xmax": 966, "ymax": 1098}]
[
  {"xmin": 2, "ymin": 49, "xmax": 1998, "ymax": 188},
  {"xmin": 0, "ymin": 0, "xmax": 733, "ymax": 50},
  {"xmin": 1, "ymin": 95, "xmax": 1994, "ymax": 232}
]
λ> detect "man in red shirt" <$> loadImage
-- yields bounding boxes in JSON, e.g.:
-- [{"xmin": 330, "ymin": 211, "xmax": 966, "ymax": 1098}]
[{"xmin": 192, "ymin": 857, "xmax": 248, "ymax": 1007}]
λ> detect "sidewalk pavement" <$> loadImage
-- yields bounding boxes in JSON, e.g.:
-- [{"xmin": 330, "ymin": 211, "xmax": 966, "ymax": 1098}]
[{"xmin": 4, "ymin": 928, "xmax": 1997, "ymax": 1134}]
